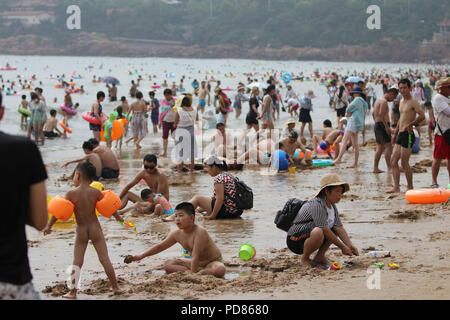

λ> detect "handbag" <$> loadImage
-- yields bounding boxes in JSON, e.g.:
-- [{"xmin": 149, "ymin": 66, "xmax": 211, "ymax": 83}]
[{"xmin": 437, "ymin": 122, "xmax": 450, "ymax": 145}]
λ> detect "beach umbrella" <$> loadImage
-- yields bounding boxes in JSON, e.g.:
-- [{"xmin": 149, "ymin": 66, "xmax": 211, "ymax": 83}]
[
  {"xmin": 99, "ymin": 76, "xmax": 120, "ymax": 85},
  {"xmin": 346, "ymin": 76, "xmax": 362, "ymax": 83}
]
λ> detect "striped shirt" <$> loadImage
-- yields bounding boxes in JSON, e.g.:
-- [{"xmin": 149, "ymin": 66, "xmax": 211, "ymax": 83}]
[{"xmin": 287, "ymin": 196, "xmax": 343, "ymax": 237}]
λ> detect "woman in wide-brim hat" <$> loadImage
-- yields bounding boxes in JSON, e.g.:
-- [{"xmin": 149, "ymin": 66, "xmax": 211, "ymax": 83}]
[{"xmin": 286, "ymin": 173, "xmax": 359, "ymax": 267}]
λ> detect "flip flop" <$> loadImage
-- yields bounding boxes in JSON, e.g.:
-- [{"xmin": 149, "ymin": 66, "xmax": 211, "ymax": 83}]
[{"xmin": 430, "ymin": 184, "xmax": 439, "ymax": 189}]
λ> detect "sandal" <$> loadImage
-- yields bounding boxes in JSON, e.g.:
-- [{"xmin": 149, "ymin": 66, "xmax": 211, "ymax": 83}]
[{"xmin": 430, "ymin": 184, "xmax": 439, "ymax": 189}]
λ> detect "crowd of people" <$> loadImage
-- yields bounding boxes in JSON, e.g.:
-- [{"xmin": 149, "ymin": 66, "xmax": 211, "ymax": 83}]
[{"xmin": 0, "ymin": 65, "xmax": 449, "ymax": 300}]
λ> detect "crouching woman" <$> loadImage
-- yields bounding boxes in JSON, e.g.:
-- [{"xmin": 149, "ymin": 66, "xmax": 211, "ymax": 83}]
[{"xmin": 287, "ymin": 173, "xmax": 359, "ymax": 267}]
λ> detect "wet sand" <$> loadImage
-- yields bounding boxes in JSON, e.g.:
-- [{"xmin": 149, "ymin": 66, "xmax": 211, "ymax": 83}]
[{"xmin": 28, "ymin": 131, "xmax": 450, "ymax": 300}]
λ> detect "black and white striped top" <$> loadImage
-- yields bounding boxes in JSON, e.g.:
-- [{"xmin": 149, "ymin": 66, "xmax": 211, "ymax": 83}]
[{"xmin": 287, "ymin": 196, "xmax": 343, "ymax": 237}]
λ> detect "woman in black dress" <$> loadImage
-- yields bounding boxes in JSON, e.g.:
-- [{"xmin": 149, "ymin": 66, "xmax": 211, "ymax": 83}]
[{"xmin": 245, "ymin": 86, "xmax": 260, "ymax": 133}]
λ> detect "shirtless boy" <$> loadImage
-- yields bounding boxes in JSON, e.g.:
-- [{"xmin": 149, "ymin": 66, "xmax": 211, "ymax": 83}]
[
  {"xmin": 117, "ymin": 154, "xmax": 169, "ymax": 211},
  {"xmin": 279, "ymin": 131, "xmax": 308, "ymax": 166},
  {"xmin": 372, "ymin": 87, "xmax": 398, "ymax": 174},
  {"xmin": 124, "ymin": 202, "xmax": 226, "ymax": 278},
  {"xmin": 62, "ymin": 141, "xmax": 103, "ymax": 180},
  {"xmin": 387, "ymin": 79, "xmax": 425, "ymax": 193},
  {"xmin": 88, "ymin": 138, "xmax": 120, "ymax": 179},
  {"xmin": 43, "ymin": 109, "xmax": 63, "ymax": 138},
  {"xmin": 43, "ymin": 161, "xmax": 122, "ymax": 299},
  {"xmin": 313, "ymin": 129, "xmax": 344, "ymax": 159},
  {"xmin": 197, "ymin": 81, "xmax": 210, "ymax": 114}
]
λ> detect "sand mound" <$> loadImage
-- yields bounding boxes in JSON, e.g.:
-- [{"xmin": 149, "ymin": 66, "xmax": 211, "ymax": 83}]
[
  {"xmin": 42, "ymin": 282, "xmax": 70, "ymax": 297},
  {"xmin": 388, "ymin": 208, "xmax": 436, "ymax": 220}
]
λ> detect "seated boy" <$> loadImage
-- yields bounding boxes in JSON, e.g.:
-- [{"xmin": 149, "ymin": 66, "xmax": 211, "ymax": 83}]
[
  {"xmin": 124, "ymin": 202, "xmax": 226, "ymax": 278},
  {"xmin": 116, "ymin": 188, "xmax": 174, "ymax": 222},
  {"xmin": 61, "ymin": 141, "xmax": 102, "ymax": 181},
  {"xmin": 313, "ymin": 129, "xmax": 345, "ymax": 159},
  {"xmin": 43, "ymin": 161, "xmax": 122, "ymax": 299},
  {"xmin": 43, "ymin": 109, "xmax": 63, "ymax": 138}
]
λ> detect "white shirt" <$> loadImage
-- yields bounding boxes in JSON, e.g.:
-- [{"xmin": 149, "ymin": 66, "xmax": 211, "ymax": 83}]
[
  {"xmin": 287, "ymin": 98, "xmax": 299, "ymax": 107},
  {"xmin": 286, "ymin": 89, "xmax": 297, "ymax": 100},
  {"xmin": 326, "ymin": 205, "xmax": 335, "ymax": 228},
  {"xmin": 432, "ymin": 93, "xmax": 450, "ymax": 135}
]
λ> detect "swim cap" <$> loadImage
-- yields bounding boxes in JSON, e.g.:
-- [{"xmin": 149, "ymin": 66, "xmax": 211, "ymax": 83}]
[{"xmin": 320, "ymin": 141, "xmax": 329, "ymax": 151}]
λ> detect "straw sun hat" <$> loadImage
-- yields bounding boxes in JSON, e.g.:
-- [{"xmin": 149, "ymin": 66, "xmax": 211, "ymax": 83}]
[
  {"xmin": 316, "ymin": 174, "xmax": 350, "ymax": 197},
  {"xmin": 436, "ymin": 77, "xmax": 450, "ymax": 89}
]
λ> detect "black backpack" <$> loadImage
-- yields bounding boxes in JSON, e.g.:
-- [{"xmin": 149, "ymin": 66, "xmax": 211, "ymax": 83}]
[
  {"xmin": 233, "ymin": 177, "xmax": 253, "ymax": 210},
  {"xmin": 274, "ymin": 198, "xmax": 307, "ymax": 232}
]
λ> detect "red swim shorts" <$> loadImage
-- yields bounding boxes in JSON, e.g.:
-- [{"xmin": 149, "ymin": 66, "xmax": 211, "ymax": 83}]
[{"xmin": 434, "ymin": 134, "xmax": 450, "ymax": 160}]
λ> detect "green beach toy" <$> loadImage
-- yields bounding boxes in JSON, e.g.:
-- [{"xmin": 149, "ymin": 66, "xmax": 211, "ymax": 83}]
[
  {"xmin": 312, "ymin": 159, "xmax": 334, "ymax": 167},
  {"xmin": 239, "ymin": 244, "xmax": 256, "ymax": 261},
  {"xmin": 18, "ymin": 108, "xmax": 31, "ymax": 117},
  {"xmin": 447, "ymin": 184, "xmax": 450, "ymax": 190},
  {"xmin": 374, "ymin": 262, "xmax": 385, "ymax": 268}
]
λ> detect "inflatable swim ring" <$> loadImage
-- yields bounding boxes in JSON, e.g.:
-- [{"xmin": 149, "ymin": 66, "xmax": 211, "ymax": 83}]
[
  {"xmin": 59, "ymin": 121, "xmax": 72, "ymax": 134},
  {"xmin": 60, "ymin": 104, "xmax": 77, "ymax": 116},
  {"xmin": 405, "ymin": 188, "xmax": 449, "ymax": 204},
  {"xmin": 178, "ymin": 88, "xmax": 185, "ymax": 92},
  {"xmin": 47, "ymin": 195, "xmax": 76, "ymax": 223},
  {"xmin": 312, "ymin": 159, "xmax": 334, "ymax": 167},
  {"xmin": 282, "ymin": 73, "xmax": 292, "ymax": 83},
  {"xmin": 294, "ymin": 149, "xmax": 312, "ymax": 159},
  {"xmin": 48, "ymin": 195, "xmax": 75, "ymax": 222},
  {"xmin": 191, "ymin": 81, "xmax": 199, "ymax": 89},
  {"xmin": 151, "ymin": 85, "xmax": 161, "ymax": 89},
  {"xmin": 101, "ymin": 119, "xmax": 124, "ymax": 141},
  {"xmin": 54, "ymin": 84, "xmax": 63, "ymax": 89},
  {"xmin": 18, "ymin": 108, "xmax": 31, "ymax": 117},
  {"xmin": 82, "ymin": 111, "xmax": 107, "ymax": 125},
  {"xmin": 96, "ymin": 190, "xmax": 122, "ymax": 218}
]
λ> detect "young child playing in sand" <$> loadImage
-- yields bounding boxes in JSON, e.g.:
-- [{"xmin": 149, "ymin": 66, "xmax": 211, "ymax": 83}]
[
  {"xmin": 117, "ymin": 188, "xmax": 174, "ymax": 222},
  {"xmin": 124, "ymin": 202, "xmax": 226, "ymax": 277},
  {"xmin": 43, "ymin": 161, "xmax": 122, "ymax": 299}
]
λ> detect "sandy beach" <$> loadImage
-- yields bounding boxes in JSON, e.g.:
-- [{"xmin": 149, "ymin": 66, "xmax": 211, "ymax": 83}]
[
  {"xmin": 1, "ymin": 56, "xmax": 448, "ymax": 301},
  {"xmin": 31, "ymin": 137, "xmax": 449, "ymax": 300}
]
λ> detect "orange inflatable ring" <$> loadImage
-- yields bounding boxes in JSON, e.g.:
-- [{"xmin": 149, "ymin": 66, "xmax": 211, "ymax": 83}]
[
  {"xmin": 59, "ymin": 121, "xmax": 72, "ymax": 134},
  {"xmin": 48, "ymin": 195, "xmax": 75, "ymax": 222},
  {"xmin": 96, "ymin": 190, "xmax": 122, "ymax": 218},
  {"xmin": 100, "ymin": 120, "xmax": 124, "ymax": 142},
  {"xmin": 405, "ymin": 188, "xmax": 450, "ymax": 204}
]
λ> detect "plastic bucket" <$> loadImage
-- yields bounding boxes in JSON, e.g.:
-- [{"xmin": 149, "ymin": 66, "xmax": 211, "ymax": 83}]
[
  {"xmin": 288, "ymin": 167, "xmax": 296, "ymax": 174},
  {"xmin": 239, "ymin": 244, "xmax": 256, "ymax": 261}
]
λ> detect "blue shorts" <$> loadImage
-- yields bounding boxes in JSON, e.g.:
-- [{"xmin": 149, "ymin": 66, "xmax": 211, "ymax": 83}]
[
  {"xmin": 164, "ymin": 208, "xmax": 174, "ymax": 215},
  {"xmin": 198, "ymin": 99, "xmax": 206, "ymax": 107}
]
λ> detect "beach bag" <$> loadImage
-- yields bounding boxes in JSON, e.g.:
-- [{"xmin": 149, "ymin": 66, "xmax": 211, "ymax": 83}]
[
  {"xmin": 233, "ymin": 177, "xmax": 253, "ymax": 210},
  {"xmin": 274, "ymin": 198, "xmax": 307, "ymax": 232},
  {"xmin": 437, "ymin": 123, "xmax": 450, "ymax": 146}
]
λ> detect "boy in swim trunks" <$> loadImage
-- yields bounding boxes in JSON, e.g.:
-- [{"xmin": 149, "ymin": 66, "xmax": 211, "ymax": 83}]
[
  {"xmin": 43, "ymin": 109, "xmax": 63, "ymax": 138},
  {"xmin": 387, "ymin": 79, "xmax": 425, "ymax": 193},
  {"xmin": 43, "ymin": 162, "xmax": 122, "ymax": 299},
  {"xmin": 124, "ymin": 202, "xmax": 226, "ymax": 278},
  {"xmin": 116, "ymin": 188, "xmax": 174, "ymax": 222},
  {"xmin": 312, "ymin": 129, "xmax": 344, "ymax": 159},
  {"xmin": 372, "ymin": 87, "xmax": 398, "ymax": 174}
]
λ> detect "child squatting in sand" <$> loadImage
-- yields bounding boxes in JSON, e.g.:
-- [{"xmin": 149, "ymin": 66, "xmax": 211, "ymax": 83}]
[
  {"xmin": 43, "ymin": 161, "xmax": 122, "ymax": 299},
  {"xmin": 124, "ymin": 202, "xmax": 226, "ymax": 277}
]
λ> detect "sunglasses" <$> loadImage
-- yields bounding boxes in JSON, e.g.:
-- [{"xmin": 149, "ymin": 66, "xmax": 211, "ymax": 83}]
[{"xmin": 144, "ymin": 165, "xmax": 156, "ymax": 170}]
